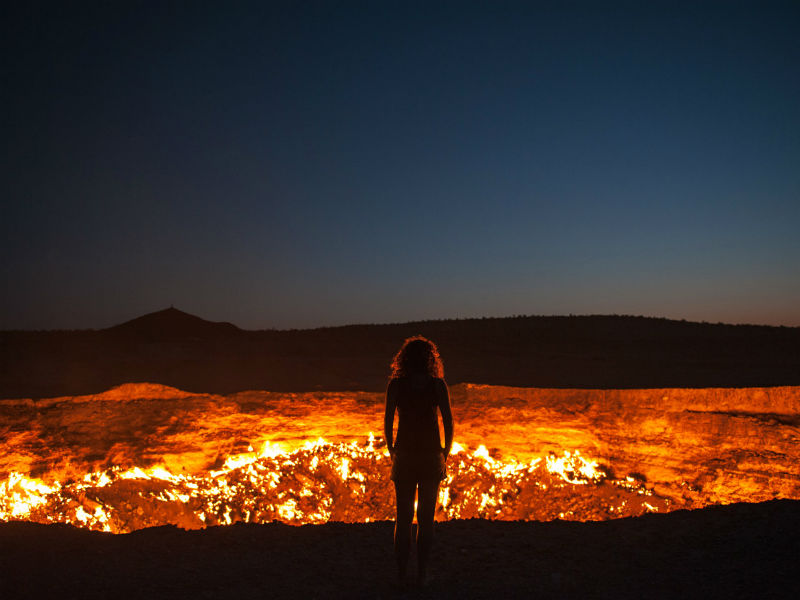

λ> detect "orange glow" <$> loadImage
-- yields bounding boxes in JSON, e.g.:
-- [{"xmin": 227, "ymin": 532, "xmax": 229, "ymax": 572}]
[
  {"xmin": 3, "ymin": 382, "xmax": 799, "ymax": 532},
  {"xmin": 1, "ymin": 435, "xmax": 665, "ymax": 533}
]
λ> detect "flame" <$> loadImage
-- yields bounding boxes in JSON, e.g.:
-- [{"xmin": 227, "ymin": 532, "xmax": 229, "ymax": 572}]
[
  {"xmin": 1, "ymin": 472, "xmax": 61, "ymax": 519},
  {"xmin": 545, "ymin": 450, "xmax": 602, "ymax": 485},
  {"xmin": 1, "ymin": 434, "xmax": 666, "ymax": 533}
]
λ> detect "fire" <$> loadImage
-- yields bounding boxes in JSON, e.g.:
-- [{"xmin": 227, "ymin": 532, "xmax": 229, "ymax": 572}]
[
  {"xmin": 1, "ymin": 472, "xmax": 61, "ymax": 519},
  {"xmin": 545, "ymin": 450, "xmax": 603, "ymax": 485},
  {"xmin": 4, "ymin": 382, "xmax": 799, "ymax": 532},
  {"xmin": 1, "ymin": 435, "xmax": 665, "ymax": 533}
]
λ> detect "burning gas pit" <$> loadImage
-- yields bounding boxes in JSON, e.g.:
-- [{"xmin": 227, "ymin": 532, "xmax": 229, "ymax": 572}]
[
  {"xmin": 1, "ymin": 436, "xmax": 665, "ymax": 533},
  {"xmin": 2, "ymin": 383, "xmax": 799, "ymax": 532}
]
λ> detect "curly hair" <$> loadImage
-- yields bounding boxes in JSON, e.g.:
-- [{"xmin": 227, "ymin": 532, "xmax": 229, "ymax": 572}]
[{"xmin": 389, "ymin": 336, "xmax": 444, "ymax": 379}]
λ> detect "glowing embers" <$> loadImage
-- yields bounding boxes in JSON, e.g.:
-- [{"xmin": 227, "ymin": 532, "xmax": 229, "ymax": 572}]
[{"xmin": 0, "ymin": 436, "xmax": 668, "ymax": 533}]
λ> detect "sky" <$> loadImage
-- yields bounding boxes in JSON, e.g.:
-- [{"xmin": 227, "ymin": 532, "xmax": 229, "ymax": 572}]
[{"xmin": 2, "ymin": 1, "xmax": 799, "ymax": 330}]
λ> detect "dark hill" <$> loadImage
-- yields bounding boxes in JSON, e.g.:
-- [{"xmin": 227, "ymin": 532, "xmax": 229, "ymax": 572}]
[
  {"xmin": 107, "ymin": 307, "xmax": 241, "ymax": 341},
  {"xmin": 1, "ymin": 311, "xmax": 799, "ymax": 398}
]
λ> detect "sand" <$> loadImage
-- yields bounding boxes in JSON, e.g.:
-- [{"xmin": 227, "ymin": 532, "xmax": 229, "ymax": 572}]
[{"xmin": 2, "ymin": 499, "xmax": 799, "ymax": 599}]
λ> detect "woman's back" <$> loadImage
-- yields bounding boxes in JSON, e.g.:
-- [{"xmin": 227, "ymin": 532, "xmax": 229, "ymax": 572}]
[{"xmin": 393, "ymin": 375, "xmax": 441, "ymax": 454}]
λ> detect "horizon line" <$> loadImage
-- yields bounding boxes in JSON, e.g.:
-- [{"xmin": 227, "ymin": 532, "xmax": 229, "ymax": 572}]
[{"xmin": 3, "ymin": 308, "xmax": 798, "ymax": 334}]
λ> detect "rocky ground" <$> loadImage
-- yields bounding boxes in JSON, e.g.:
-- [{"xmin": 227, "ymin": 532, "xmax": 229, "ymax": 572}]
[{"xmin": 2, "ymin": 499, "xmax": 799, "ymax": 599}]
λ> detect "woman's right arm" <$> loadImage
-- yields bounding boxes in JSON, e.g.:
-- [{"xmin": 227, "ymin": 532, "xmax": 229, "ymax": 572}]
[
  {"xmin": 436, "ymin": 378, "xmax": 454, "ymax": 458},
  {"xmin": 384, "ymin": 379, "xmax": 399, "ymax": 457}
]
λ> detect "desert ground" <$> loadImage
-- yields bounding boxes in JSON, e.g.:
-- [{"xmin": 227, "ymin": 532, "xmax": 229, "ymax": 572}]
[{"xmin": 2, "ymin": 499, "xmax": 799, "ymax": 599}]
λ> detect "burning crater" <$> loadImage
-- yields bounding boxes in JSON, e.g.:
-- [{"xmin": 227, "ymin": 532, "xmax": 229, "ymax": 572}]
[{"xmin": 2, "ymin": 383, "xmax": 799, "ymax": 532}]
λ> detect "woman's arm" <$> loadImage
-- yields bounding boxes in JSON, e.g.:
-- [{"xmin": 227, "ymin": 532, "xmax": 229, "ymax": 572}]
[
  {"xmin": 435, "ymin": 378, "xmax": 454, "ymax": 457},
  {"xmin": 384, "ymin": 379, "xmax": 399, "ymax": 456}
]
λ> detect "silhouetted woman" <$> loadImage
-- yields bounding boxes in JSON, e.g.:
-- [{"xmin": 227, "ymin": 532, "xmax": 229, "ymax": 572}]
[{"xmin": 384, "ymin": 336, "xmax": 453, "ymax": 586}]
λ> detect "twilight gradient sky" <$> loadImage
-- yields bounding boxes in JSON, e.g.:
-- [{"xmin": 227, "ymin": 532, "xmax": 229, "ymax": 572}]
[{"xmin": 3, "ymin": 1, "xmax": 799, "ymax": 330}]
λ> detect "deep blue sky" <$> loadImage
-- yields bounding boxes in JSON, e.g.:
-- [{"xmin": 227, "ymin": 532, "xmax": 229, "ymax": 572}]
[{"xmin": 3, "ymin": 1, "xmax": 799, "ymax": 330}]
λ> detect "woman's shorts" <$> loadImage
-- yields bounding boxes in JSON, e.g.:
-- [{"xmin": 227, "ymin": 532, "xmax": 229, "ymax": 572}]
[{"xmin": 391, "ymin": 450, "xmax": 446, "ymax": 483}]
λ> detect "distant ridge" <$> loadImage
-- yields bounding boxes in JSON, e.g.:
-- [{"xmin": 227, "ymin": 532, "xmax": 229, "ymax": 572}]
[
  {"xmin": 106, "ymin": 307, "xmax": 241, "ymax": 340},
  {"xmin": 2, "ymin": 310, "xmax": 800, "ymax": 398}
]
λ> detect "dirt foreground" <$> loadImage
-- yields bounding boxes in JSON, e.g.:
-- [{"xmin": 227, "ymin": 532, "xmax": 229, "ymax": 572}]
[{"xmin": 2, "ymin": 499, "xmax": 798, "ymax": 599}]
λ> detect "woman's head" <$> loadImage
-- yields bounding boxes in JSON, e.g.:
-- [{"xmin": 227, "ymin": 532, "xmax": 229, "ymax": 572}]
[{"xmin": 390, "ymin": 336, "xmax": 444, "ymax": 379}]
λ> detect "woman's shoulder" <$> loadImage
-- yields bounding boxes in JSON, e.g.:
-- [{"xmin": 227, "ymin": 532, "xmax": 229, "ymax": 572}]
[
  {"xmin": 389, "ymin": 374, "xmax": 441, "ymax": 390},
  {"xmin": 387, "ymin": 376, "xmax": 414, "ymax": 390}
]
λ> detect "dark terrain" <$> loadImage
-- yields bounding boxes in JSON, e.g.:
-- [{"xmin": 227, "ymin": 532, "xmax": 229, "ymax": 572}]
[
  {"xmin": 2, "ymin": 307, "xmax": 800, "ymax": 398},
  {"xmin": 2, "ymin": 499, "xmax": 798, "ymax": 599}
]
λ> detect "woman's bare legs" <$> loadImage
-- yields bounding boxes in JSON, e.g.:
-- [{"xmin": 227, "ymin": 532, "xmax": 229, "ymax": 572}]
[
  {"xmin": 416, "ymin": 478, "xmax": 440, "ymax": 585},
  {"xmin": 393, "ymin": 478, "xmax": 416, "ymax": 584}
]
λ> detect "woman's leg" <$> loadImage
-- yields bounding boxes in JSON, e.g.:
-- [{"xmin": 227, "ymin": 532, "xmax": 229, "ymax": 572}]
[
  {"xmin": 393, "ymin": 477, "xmax": 416, "ymax": 583},
  {"xmin": 416, "ymin": 478, "xmax": 440, "ymax": 584}
]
